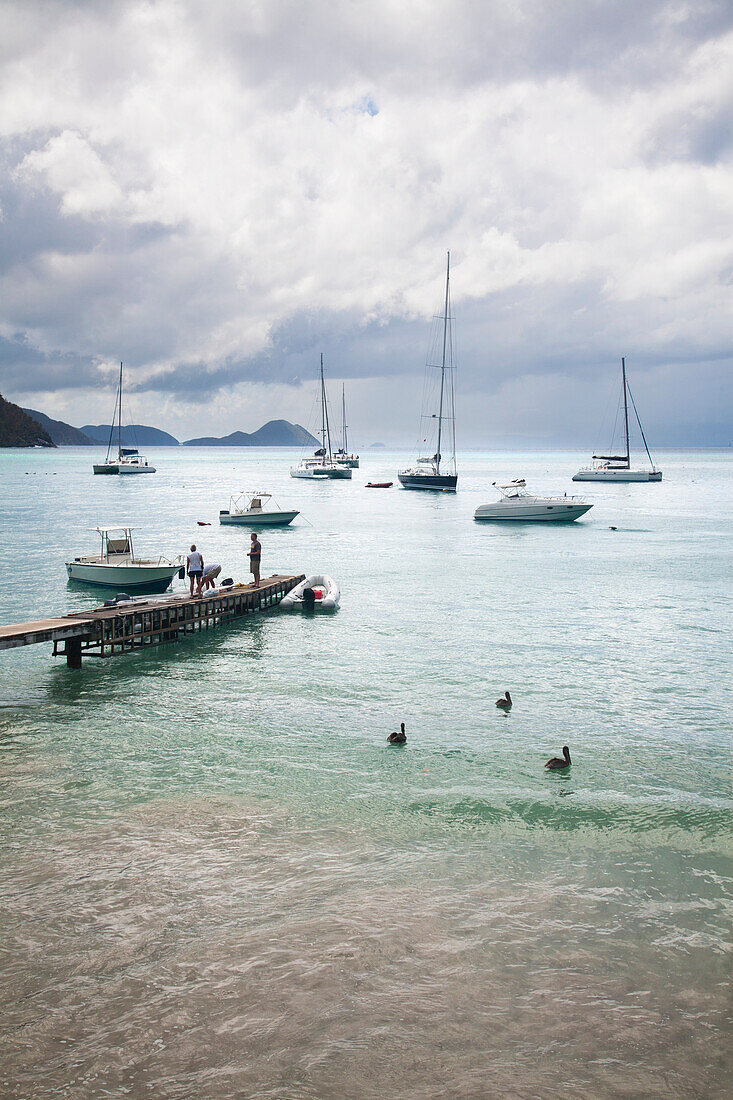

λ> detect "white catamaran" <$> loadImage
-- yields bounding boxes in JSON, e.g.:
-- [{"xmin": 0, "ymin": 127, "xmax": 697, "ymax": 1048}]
[
  {"xmin": 398, "ymin": 252, "xmax": 457, "ymax": 491},
  {"xmin": 290, "ymin": 355, "xmax": 352, "ymax": 480},
  {"xmin": 92, "ymin": 362, "xmax": 156, "ymax": 475},
  {"xmin": 573, "ymin": 358, "xmax": 662, "ymax": 482}
]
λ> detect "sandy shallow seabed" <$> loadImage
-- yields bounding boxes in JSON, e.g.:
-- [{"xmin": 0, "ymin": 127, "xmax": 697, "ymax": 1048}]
[
  {"xmin": 1, "ymin": 796, "xmax": 730, "ymax": 1100},
  {"xmin": 1, "ymin": 447, "xmax": 731, "ymax": 1097}
]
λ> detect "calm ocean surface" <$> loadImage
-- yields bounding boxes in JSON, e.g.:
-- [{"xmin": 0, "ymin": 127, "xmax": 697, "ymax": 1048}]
[{"xmin": 1, "ymin": 446, "xmax": 731, "ymax": 1098}]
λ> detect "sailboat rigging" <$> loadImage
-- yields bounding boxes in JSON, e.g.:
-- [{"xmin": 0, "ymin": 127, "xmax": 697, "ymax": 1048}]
[
  {"xmin": 290, "ymin": 356, "xmax": 352, "ymax": 479},
  {"xmin": 573, "ymin": 358, "xmax": 662, "ymax": 482},
  {"xmin": 92, "ymin": 362, "xmax": 156, "ymax": 475},
  {"xmin": 398, "ymin": 251, "xmax": 457, "ymax": 491},
  {"xmin": 334, "ymin": 384, "xmax": 359, "ymax": 468}
]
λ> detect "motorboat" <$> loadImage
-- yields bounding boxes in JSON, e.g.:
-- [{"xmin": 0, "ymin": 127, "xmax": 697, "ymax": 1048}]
[
  {"xmin": 93, "ymin": 362, "xmax": 157, "ymax": 475},
  {"xmin": 280, "ymin": 574, "xmax": 340, "ymax": 611},
  {"xmin": 118, "ymin": 448, "xmax": 156, "ymax": 474},
  {"xmin": 474, "ymin": 480, "xmax": 593, "ymax": 522},
  {"xmin": 399, "ymin": 252, "xmax": 458, "ymax": 491},
  {"xmin": 366, "ymin": 481, "xmax": 393, "ymax": 488},
  {"xmin": 220, "ymin": 491, "xmax": 299, "ymax": 526},
  {"xmin": 66, "ymin": 527, "xmax": 184, "ymax": 592},
  {"xmin": 573, "ymin": 358, "xmax": 662, "ymax": 482}
]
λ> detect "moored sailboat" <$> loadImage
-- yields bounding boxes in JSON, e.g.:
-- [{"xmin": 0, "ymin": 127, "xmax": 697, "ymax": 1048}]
[
  {"xmin": 334, "ymin": 384, "xmax": 359, "ymax": 468},
  {"xmin": 92, "ymin": 362, "xmax": 156, "ymax": 475},
  {"xmin": 290, "ymin": 355, "xmax": 352, "ymax": 480},
  {"xmin": 398, "ymin": 252, "xmax": 457, "ymax": 491},
  {"xmin": 573, "ymin": 358, "xmax": 662, "ymax": 482}
]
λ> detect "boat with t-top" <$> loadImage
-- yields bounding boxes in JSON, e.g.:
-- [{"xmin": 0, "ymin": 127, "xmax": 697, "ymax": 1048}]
[
  {"xmin": 219, "ymin": 491, "xmax": 299, "ymax": 526},
  {"xmin": 398, "ymin": 252, "xmax": 457, "ymax": 490},
  {"xmin": 66, "ymin": 527, "xmax": 183, "ymax": 592},
  {"xmin": 474, "ymin": 480, "xmax": 593, "ymax": 522},
  {"xmin": 573, "ymin": 358, "xmax": 662, "ymax": 482}
]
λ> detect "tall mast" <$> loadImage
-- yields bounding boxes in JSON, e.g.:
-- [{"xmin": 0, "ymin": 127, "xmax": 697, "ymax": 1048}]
[
  {"xmin": 342, "ymin": 384, "xmax": 348, "ymax": 454},
  {"xmin": 435, "ymin": 250, "xmax": 450, "ymax": 474},
  {"xmin": 117, "ymin": 361, "xmax": 123, "ymax": 460},
  {"xmin": 320, "ymin": 354, "xmax": 333, "ymax": 462},
  {"xmin": 621, "ymin": 356, "xmax": 630, "ymax": 467}
]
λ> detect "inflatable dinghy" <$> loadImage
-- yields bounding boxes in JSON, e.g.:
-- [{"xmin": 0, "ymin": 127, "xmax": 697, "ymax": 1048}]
[{"xmin": 280, "ymin": 574, "xmax": 340, "ymax": 611}]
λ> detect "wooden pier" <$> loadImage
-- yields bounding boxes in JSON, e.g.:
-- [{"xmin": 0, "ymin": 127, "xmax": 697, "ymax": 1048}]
[{"xmin": 0, "ymin": 575, "xmax": 304, "ymax": 667}]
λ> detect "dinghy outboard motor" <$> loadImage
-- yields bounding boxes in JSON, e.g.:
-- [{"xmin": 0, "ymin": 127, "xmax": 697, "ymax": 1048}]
[
  {"xmin": 178, "ymin": 566, "xmax": 186, "ymax": 579},
  {"xmin": 302, "ymin": 586, "xmax": 316, "ymax": 610}
]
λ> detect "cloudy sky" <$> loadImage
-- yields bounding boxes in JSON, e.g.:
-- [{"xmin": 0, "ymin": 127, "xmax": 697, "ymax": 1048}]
[{"xmin": 0, "ymin": 0, "xmax": 731, "ymax": 445}]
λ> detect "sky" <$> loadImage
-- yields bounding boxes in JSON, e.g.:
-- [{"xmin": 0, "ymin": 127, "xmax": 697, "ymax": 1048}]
[{"xmin": 0, "ymin": 0, "xmax": 731, "ymax": 447}]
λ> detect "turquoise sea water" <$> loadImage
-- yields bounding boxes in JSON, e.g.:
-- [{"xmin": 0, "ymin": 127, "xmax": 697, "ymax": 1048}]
[{"xmin": 1, "ymin": 446, "xmax": 731, "ymax": 1098}]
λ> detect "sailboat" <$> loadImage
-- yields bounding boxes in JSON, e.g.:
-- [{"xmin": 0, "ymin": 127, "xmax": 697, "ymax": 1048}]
[
  {"xmin": 573, "ymin": 358, "xmax": 662, "ymax": 482},
  {"xmin": 398, "ymin": 252, "xmax": 457, "ymax": 491},
  {"xmin": 290, "ymin": 356, "xmax": 352, "ymax": 480},
  {"xmin": 334, "ymin": 384, "xmax": 359, "ymax": 468},
  {"xmin": 92, "ymin": 362, "xmax": 156, "ymax": 475}
]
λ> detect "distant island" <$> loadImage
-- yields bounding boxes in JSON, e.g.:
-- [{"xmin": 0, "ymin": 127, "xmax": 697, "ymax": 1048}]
[
  {"xmin": 0, "ymin": 394, "xmax": 55, "ymax": 447},
  {"xmin": 23, "ymin": 408, "xmax": 93, "ymax": 446},
  {"xmin": 2, "ymin": 398, "xmax": 321, "ymax": 450},
  {"xmin": 183, "ymin": 420, "xmax": 319, "ymax": 447},
  {"xmin": 81, "ymin": 423, "xmax": 180, "ymax": 447},
  {"xmin": 369, "ymin": 442, "xmax": 386, "ymax": 449}
]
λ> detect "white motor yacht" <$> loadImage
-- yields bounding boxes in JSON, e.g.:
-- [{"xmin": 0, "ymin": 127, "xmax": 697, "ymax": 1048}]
[
  {"xmin": 66, "ymin": 527, "xmax": 183, "ymax": 591},
  {"xmin": 474, "ymin": 481, "xmax": 593, "ymax": 522},
  {"xmin": 220, "ymin": 491, "xmax": 299, "ymax": 526}
]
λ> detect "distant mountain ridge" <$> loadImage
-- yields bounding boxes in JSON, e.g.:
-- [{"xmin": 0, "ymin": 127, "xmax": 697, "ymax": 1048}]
[
  {"xmin": 0, "ymin": 394, "xmax": 55, "ymax": 447},
  {"xmin": 81, "ymin": 423, "xmax": 181, "ymax": 446},
  {"xmin": 23, "ymin": 408, "xmax": 92, "ymax": 446},
  {"xmin": 184, "ymin": 420, "xmax": 319, "ymax": 447}
]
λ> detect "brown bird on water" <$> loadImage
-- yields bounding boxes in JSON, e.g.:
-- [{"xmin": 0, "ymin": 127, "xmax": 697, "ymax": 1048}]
[
  {"xmin": 495, "ymin": 691, "xmax": 512, "ymax": 710},
  {"xmin": 387, "ymin": 722, "xmax": 407, "ymax": 744},
  {"xmin": 545, "ymin": 746, "xmax": 571, "ymax": 770}
]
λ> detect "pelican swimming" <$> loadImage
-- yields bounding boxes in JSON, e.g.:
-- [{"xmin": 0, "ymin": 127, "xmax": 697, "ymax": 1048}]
[
  {"xmin": 387, "ymin": 722, "xmax": 407, "ymax": 744},
  {"xmin": 495, "ymin": 691, "xmax": 512, "ymax": 710},
  {"xmin": 545, "ymin": 746, "xmax": 571, "ymax": 770}
]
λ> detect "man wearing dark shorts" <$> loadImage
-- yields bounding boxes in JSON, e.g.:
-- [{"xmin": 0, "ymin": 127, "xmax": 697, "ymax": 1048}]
[
  {"xmin": 187, "ymin": 544, "xmax": 204, "ymax": 597},
  {"xmin": 248, "ymin": 533, "xmax": 261, "ymax": 588}
]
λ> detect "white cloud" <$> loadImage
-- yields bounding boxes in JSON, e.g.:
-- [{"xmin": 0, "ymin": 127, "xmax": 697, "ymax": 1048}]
[{"xmin": 0, "ymin": 0, "xmax": 731, "ymax": 442}]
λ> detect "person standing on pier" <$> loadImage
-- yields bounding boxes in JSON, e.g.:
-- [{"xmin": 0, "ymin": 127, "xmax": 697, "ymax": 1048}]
[
  {"xmin": 187, "ymin": 544, "xmax": 204, "ymax": 597},
  {"xmin": 248, "ymin": 533, "xmax": 261, "ymax": 588}
]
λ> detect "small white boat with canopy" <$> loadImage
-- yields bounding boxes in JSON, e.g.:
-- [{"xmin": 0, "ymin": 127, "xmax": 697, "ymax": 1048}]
[
  {"xmin": 474, "ymin": 480, "xmax": 593, "ymax": 522},
  {"xmin": 219, "ymin": 491, "xmax": 299, "ymax": 526},
  {"xmin": 573, "ymin": 358, "xmax": 662, "ymax": 482},
  {"xmin": 66, "ymin": 527, "xmax": 183, "ymax": 592}
]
